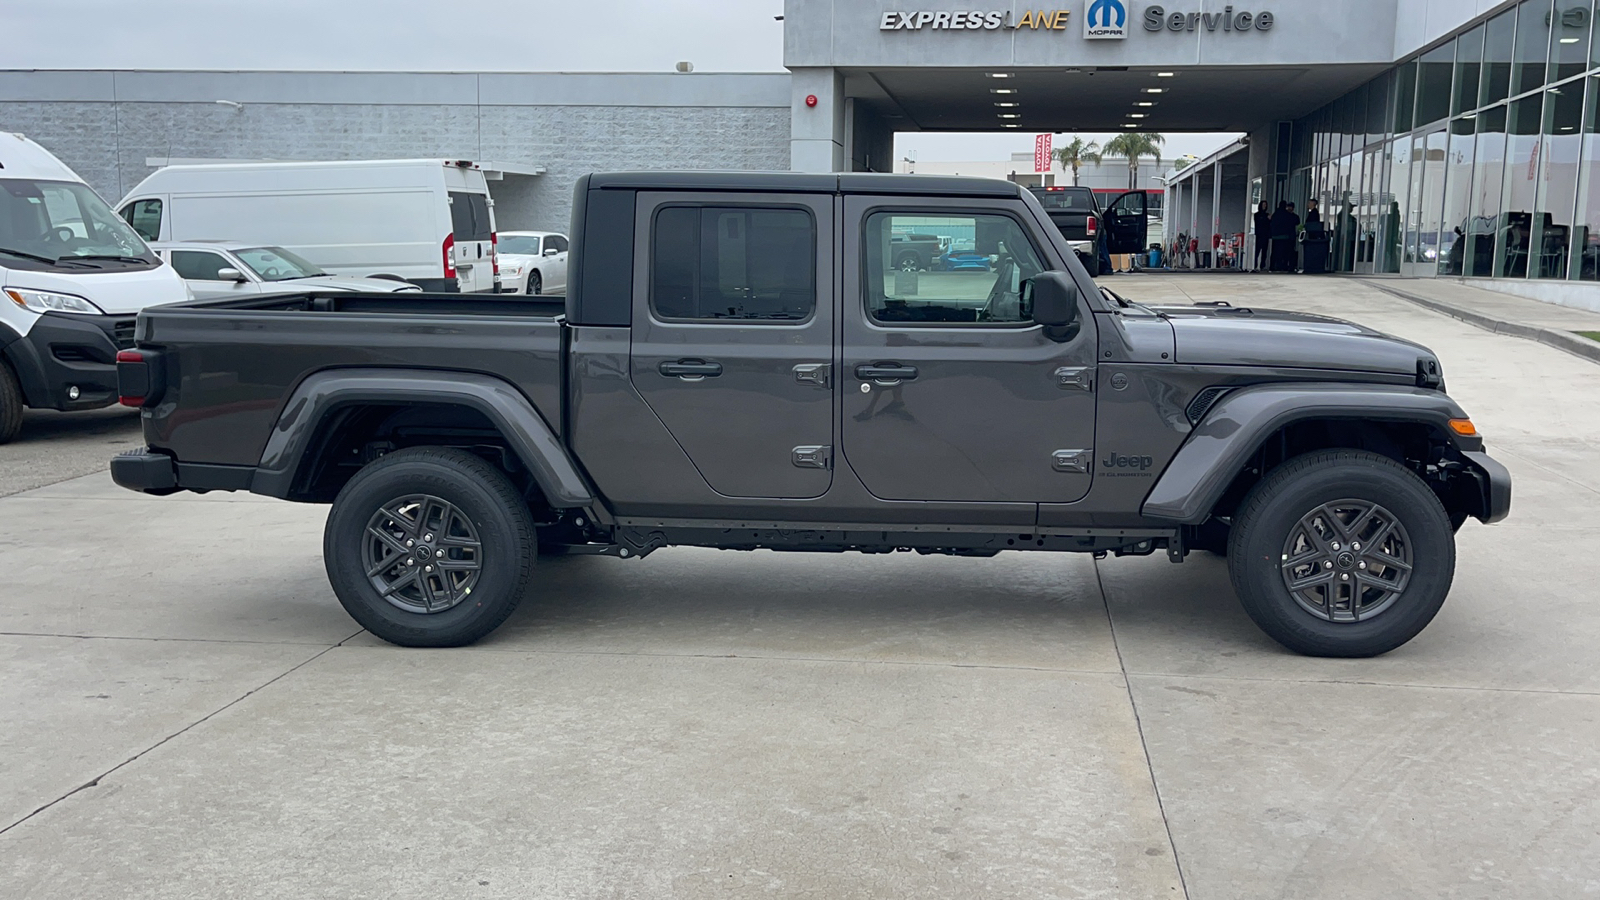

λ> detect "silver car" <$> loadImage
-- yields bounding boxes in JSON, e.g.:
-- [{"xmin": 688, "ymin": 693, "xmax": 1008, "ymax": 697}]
[{"xmin": 151, "ymin": 241, "xmax": 424, "ymax": 300}]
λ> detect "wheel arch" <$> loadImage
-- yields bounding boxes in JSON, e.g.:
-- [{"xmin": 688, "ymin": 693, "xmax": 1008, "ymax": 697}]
[
  {"xmin": 251, "ymin": 368, "xmax": 595, "ymax": 511},
  {"xmin": 1143, "ymin": 383, "xmax": 1502, "ymax": 527}
]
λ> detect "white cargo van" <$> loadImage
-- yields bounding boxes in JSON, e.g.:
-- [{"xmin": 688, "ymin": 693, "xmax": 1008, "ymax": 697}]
[
  {"xmin": 0, "ymin": 133, "xmax": 189, "ymax": 443},
  {"xmin": 117, "ymin": 159, "xmax": 500, "ymax": 293}
]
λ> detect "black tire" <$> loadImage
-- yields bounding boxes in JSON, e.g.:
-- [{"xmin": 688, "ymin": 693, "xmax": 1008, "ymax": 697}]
[
  {"xmin": 526, "ymin": 271, "xmax": 542, "ymax": 296},
  {"xmin": 0, "ymin": 359, "xmax": 23, "ymax": 445},
  {"xmin": 324, "ymin": 447, "xmax": 535, "ymax": 647},
  {"xmin": 895, "ymin": 253, "xmax": 921, "ymax": 273},
  {"xmin": 1227, "ymin": 449, "xmax": 1454, "ymax": 658}
]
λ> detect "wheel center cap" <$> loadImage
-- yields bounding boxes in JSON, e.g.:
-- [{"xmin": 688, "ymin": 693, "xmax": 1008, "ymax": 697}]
[
  {"xmin": 1336, "ymin": 551, "xmax": 1356, "ymax": 570},
  {"xmin": 414, "ymin": 546, "xmax": 435, "ymax": 563}
]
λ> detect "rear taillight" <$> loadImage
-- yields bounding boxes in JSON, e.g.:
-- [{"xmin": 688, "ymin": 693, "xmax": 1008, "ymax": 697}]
[
  {"xmin": 442, "ymin": 233, "xmax": 456, "ymax": 279},
  {"xmin": 491, "ymin": 232, "xmax": 499, "ymax": 277},
  {"xmin": 1086, "ymin": 216, "xmax": 1098, "ymax": 237},
  {"xmin": 117, "ymin": 349, "xmax": 151, "ymax": 407}
]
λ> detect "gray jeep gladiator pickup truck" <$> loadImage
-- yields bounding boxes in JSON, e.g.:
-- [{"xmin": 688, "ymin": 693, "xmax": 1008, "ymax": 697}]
[{"xmin": 110, "ymin": 172, "xmax": 1510, "ymax": 657}]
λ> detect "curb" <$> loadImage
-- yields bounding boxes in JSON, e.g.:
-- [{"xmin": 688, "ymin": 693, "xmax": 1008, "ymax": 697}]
[{"xmin": 1357, "ymin": 278, "xmax": 1600, "ymax": 366}]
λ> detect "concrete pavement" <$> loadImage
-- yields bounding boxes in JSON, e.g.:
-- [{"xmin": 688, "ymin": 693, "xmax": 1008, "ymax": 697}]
[{"xmin": 2, "ymin": 274, "xmax": 1597, "ymax": 898}]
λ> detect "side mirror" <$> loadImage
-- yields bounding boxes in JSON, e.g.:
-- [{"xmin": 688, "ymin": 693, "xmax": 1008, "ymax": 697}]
[
  {"xmin": 1027, "ymin": 271, "xmax": 1081, "ymax": 342},
  {"xmin": 544, "ymin": 247, "xmax": 560, "ymax": 257},
  {"xmin": 216, "ymin": 267, "xmax": 247, "ymax": 283}
]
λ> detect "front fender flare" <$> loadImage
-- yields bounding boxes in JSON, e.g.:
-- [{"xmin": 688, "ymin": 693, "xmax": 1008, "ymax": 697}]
[
  {"xmin": 1141, "ymin": 383, "xmax": 1472, "ymax": 524},
  {"xmin": 251, "ymin": 368, "xmax": 594, "ymax": 508}
]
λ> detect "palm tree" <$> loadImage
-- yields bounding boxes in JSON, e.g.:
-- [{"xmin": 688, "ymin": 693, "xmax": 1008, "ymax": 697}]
[
  {"xmin": 1052, "ymin": 136, "xmax": 1101, "ymax": 187},
  {"xmin": 1099, "ymin": 132, "xmax": 1165, "ymax": 190}
]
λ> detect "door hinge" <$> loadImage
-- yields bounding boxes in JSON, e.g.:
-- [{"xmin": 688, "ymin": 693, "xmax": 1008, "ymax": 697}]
[
  {"xmin": 1052, "ymin": 449, "xmax": 1091, "ymax": 474},
  {"xmin": 1054, "ymin": 366, "xmax": 1095, "ymax": 391},
  {"xmin": 793, "ymin": 363, "xmax": 831, "ymax": 388},
  {"xmin": 792, "ymin": 445, "xmax": 833, "ymax": 469}
]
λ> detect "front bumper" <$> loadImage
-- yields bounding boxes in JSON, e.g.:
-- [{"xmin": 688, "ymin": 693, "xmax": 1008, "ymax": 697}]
[
  {"xmin": 1, "ymin": 312, "xmax": 136, "ymax": 411},
  {"xmin": 1462, "ymin": 450, "xmax": 1513, "ymax": 524}
]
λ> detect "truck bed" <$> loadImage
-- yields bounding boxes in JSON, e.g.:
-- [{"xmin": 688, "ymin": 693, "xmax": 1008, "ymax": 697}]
[{"xmin": 136, "ymin": 292, "xmax": 568, "ymax": 468}]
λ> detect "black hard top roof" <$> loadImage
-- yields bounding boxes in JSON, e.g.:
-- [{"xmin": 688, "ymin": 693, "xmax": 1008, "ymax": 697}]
[{"xmin": 586, "ymin": 171, "xmax": 1027, "ymax": 199}]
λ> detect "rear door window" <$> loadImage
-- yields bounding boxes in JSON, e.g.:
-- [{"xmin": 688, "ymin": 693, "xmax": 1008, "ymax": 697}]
[
  {"xmin": 651, "ymin": 206, "xmax": 816, "ymax": 322},
  {"xmin": 448, "ymin": 191, "xmax": 491, "ymax": 241}
]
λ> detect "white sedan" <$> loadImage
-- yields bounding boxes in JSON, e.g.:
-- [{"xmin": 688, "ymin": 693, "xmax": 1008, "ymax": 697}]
[{"xmin": 497, "ymin": 231, "xmax": 569, "ymax": 295}]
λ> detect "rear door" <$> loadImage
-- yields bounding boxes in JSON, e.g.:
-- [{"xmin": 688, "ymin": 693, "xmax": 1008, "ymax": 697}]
[
  {"xmin": 1104, "ymin": 190, "xmax": 1149, "ymax": 254},
  {"xmin": 545, "ymin": 234, "xmax": 570, "ymax": 292},
  {"xmin": 628, "ymin": 192, "xmax": 835, "ymax": 499},
  {"xmin": 447, "ymin": 189, "xmax": 494, "ymax": 293}
]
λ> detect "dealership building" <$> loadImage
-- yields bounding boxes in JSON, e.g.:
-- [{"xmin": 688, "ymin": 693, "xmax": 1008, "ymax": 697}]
[{"xmin": 4, "ymin": 0, "xmax": 1598, "ymax": 304}]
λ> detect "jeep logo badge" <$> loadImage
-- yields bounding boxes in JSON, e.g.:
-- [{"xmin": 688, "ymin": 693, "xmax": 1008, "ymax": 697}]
[{"xmin": 1101, "ymin": 452, "xmax": 1154, "ymax": 470}]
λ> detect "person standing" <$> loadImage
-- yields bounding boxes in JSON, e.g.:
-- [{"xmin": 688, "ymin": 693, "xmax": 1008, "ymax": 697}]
[
  {"xmin": 1269, "ymin": 201, "xmax": 1294, "ymax": 271},
  {"xmin": 1285, "ymin": 202, "xmax": 1303, "ymax": 271},
  {"xmin": 1305, "ymin": 199, "xmax": 1321, "ymax": 227},
  {"xmin": 1252, "ymin": 200, "xmax": 1271, "ymax": 272}
]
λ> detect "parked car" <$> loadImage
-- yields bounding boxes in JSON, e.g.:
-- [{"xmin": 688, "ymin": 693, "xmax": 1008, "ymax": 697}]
[
  {"xmin": 0, "ymin": 132, "xmax": 188, "ymax": 443},
  {"xmin": 496, "ymin": 231, "xmax": 568, "ymax": 295},
  {"xmin": 117, "ymin": 159, "xmax": 500, "ymax": 293},
  {"xmin": 1027, "ymin": 185, "xmax": 1148, "ymax": 276},
  {"xmin": 112, "ymin": 171, "xmax": 1509, "ymax": 659},
  {"xmin": 888, "ymin": 232, "xmax": 944, "ymax": 271},
  {"xmin": 151, "ymin": 241, "xmax": 423, "ymax": 301},
  {"xmin": 935, "ymin": 241, "xmax": 993, "ymax": 272}
]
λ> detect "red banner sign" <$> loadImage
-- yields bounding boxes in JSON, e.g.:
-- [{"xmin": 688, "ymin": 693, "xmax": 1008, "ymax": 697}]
[{"xmin": 1034, "ymin": 133, "xmax": 1052, "ymax": 173}]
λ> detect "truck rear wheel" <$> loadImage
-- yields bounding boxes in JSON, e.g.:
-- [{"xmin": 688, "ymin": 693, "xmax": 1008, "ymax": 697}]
[
  {"xmin": 0, "ymin": 360, "xmax": 23, "ymax": 445},
  {"xmin": 1227, "ymin": 449, "xmax": 1454, "ymax": 658},
  {"xmin": 324, "ymin": 447, "xmax": 535, "ymax": 647}
]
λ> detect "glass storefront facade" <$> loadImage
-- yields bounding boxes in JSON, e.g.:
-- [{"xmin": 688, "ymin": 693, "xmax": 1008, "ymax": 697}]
[{"xmin": 1299, "ymin": 0, "xmax": 1600, "ymax": 281}]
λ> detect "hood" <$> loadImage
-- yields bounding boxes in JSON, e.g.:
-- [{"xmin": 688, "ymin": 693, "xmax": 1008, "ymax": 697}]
[
  {"xmin": 2, "ymin": 264, "xmax": 189, "ymax": 314},
  {"xmin": 269, "ymin": 275, "xmax": 419, "ymax": 293},
  {"xmin": 1154, "ymin": 305, "xmax": 1434, "ymax": 377}
]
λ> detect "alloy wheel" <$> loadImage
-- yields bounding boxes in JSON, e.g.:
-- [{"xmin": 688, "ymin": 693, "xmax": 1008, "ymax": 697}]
[
  {"xmin": 1279, "ymin": 499, "xmax": 1413, "ymax": 622},
  {"xmin": 363, "ymin": 494, "xmax": 483, "ymax": 614}
]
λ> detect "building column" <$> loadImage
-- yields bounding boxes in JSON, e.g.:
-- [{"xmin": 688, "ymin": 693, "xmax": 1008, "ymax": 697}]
[{"xmin": 790, "ymin": 67, "xmax": 846, "ymax": 173}]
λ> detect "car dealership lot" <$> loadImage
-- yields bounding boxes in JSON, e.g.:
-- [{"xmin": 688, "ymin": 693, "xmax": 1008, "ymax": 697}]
[{"xmin": 3, "ymin": 275, "xmax": 1598, "ymax": 899}]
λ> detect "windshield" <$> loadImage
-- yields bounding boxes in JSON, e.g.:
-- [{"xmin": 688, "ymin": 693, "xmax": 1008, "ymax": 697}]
[
  {"xmin": 235, "ymin": 246, "xmax": 325, "ymax": 281},
  {"xmin": 0, "ymin": 179, "xmax": 157, "ymax": 268},
  {"xmin": 499, "ymin": 235, "xmax": 541, "ymax": 255}
]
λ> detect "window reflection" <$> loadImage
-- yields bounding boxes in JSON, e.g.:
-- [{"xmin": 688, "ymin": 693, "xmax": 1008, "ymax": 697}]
[{"xmin": 1533, "ymin": 84, "xmax": 1584, "ymax": 278}]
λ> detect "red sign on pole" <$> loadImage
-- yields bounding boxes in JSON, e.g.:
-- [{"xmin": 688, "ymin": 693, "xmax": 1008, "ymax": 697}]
[{"xmin": 1034, "ymin": 133, "xmax": 1052, "ymax": 174}]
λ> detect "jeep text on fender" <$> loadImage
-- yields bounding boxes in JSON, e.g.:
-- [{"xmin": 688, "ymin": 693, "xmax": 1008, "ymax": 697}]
[{"xmin": 110, "ymin": 171, "xmax": 1511, "ymax": 659}]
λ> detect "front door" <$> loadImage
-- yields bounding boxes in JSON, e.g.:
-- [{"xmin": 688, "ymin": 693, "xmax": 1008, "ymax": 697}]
[
  {"xmin": 1103, "ymin": 190, "xmax": 1149, "ymax": 254},
  {"xmin": 629, "ymin": 192, "xmax": 835, "ymax": 499},
  {"xmin": 840, "ymin": 198, "xmax": 1098, "ymax": 504}
]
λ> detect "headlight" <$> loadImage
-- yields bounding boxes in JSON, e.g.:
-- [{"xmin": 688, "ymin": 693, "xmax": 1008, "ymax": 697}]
[
  {"xmin": 4, "ymin": 288, "xmax": 106, "ymax": 315},
  {"xmin": 504, "ymin": 265, "xmax": 522, "ymax": 276}
]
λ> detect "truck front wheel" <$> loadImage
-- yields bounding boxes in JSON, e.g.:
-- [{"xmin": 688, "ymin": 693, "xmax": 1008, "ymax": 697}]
[
  {"xmin": 324, "ymin": 447, "xmax": 535, "ymax": 647},
  {"xmin": 0, "ymin": 359, "xmax": 23, "ymax": 445},
  {"xmin": 1227, "ymin": 449, "xmax": 1455, "ymax": 658}
]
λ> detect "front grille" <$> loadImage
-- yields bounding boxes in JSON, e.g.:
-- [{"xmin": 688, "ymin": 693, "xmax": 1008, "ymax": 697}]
[
  {"xmin": 111, "ymin": 319, "xmax": 136, "ymax": 350},
  {"xmin": 1186, "ymin": 387, "xmax": 1229, "ymax": 425}
]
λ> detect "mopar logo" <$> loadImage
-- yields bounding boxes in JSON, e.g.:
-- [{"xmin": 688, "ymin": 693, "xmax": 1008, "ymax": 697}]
[
  {"xmin": 1102, "ymin": 451, "xmax": 1153, "ymax": 470},
  {"xmin": 1085, "ymin": 0, "xmax": 1128, "ymax": 38}
]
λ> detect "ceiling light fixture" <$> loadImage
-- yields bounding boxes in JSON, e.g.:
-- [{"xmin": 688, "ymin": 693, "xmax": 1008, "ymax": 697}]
[
  {"xmin": 1127, "ymin": 113, "xmax": 1147, "ymax": 118},
  {"xmin": 1143, "ymin": 88, "xmax": 1166, "ymax": 93},
  {"xmin": 994, "ymin": 102, "xmax": 1020, "ymax": 107},
  {"xmin": 1137, "ymin": 101, "xmax": 1155, "ymax": 107},
  {"xmin": 1156, "ymin": 71, "xmax": 1176, "ymax": 77},
  {"xmin": 991, "ymin": 88, "xmax": 1017, "ymax": 94},
  {"xmin": 1001, "ymin": 123, "xmax": 1020, "ymax": 128},
  {"xmin": 1123, "ymin": 123, "xmax": 1139, "ymax": 128},
  {"xmin": 1560, "ymin": 37, "xmax": 1581, "ymax": 43},
  {"xmin": 987, "ymin": 72, "xmax": 1014, "ymax": 78},
  {"xmin": 998, "ymin": 114, "xmax": 1022, "ymax": 118}
]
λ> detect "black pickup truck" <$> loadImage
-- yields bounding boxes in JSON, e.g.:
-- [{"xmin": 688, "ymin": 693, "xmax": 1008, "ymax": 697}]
[
  {"xmin": 111, "ymin": 172, "xmax": 1509, "ymax": 657},
  {"xmin": 1029, "ymin": 185, "xmax": 1148, "ymax": 276}
]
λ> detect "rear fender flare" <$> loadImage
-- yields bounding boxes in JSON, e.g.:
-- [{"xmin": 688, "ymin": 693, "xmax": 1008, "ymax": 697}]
[
  {"xmin": 1141, "ymin": 383, "xmax": 1474, "ymax": 524},
  {"xmin": 251, "ymin": 368, "xmax": 594, "ymax": 508}
]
